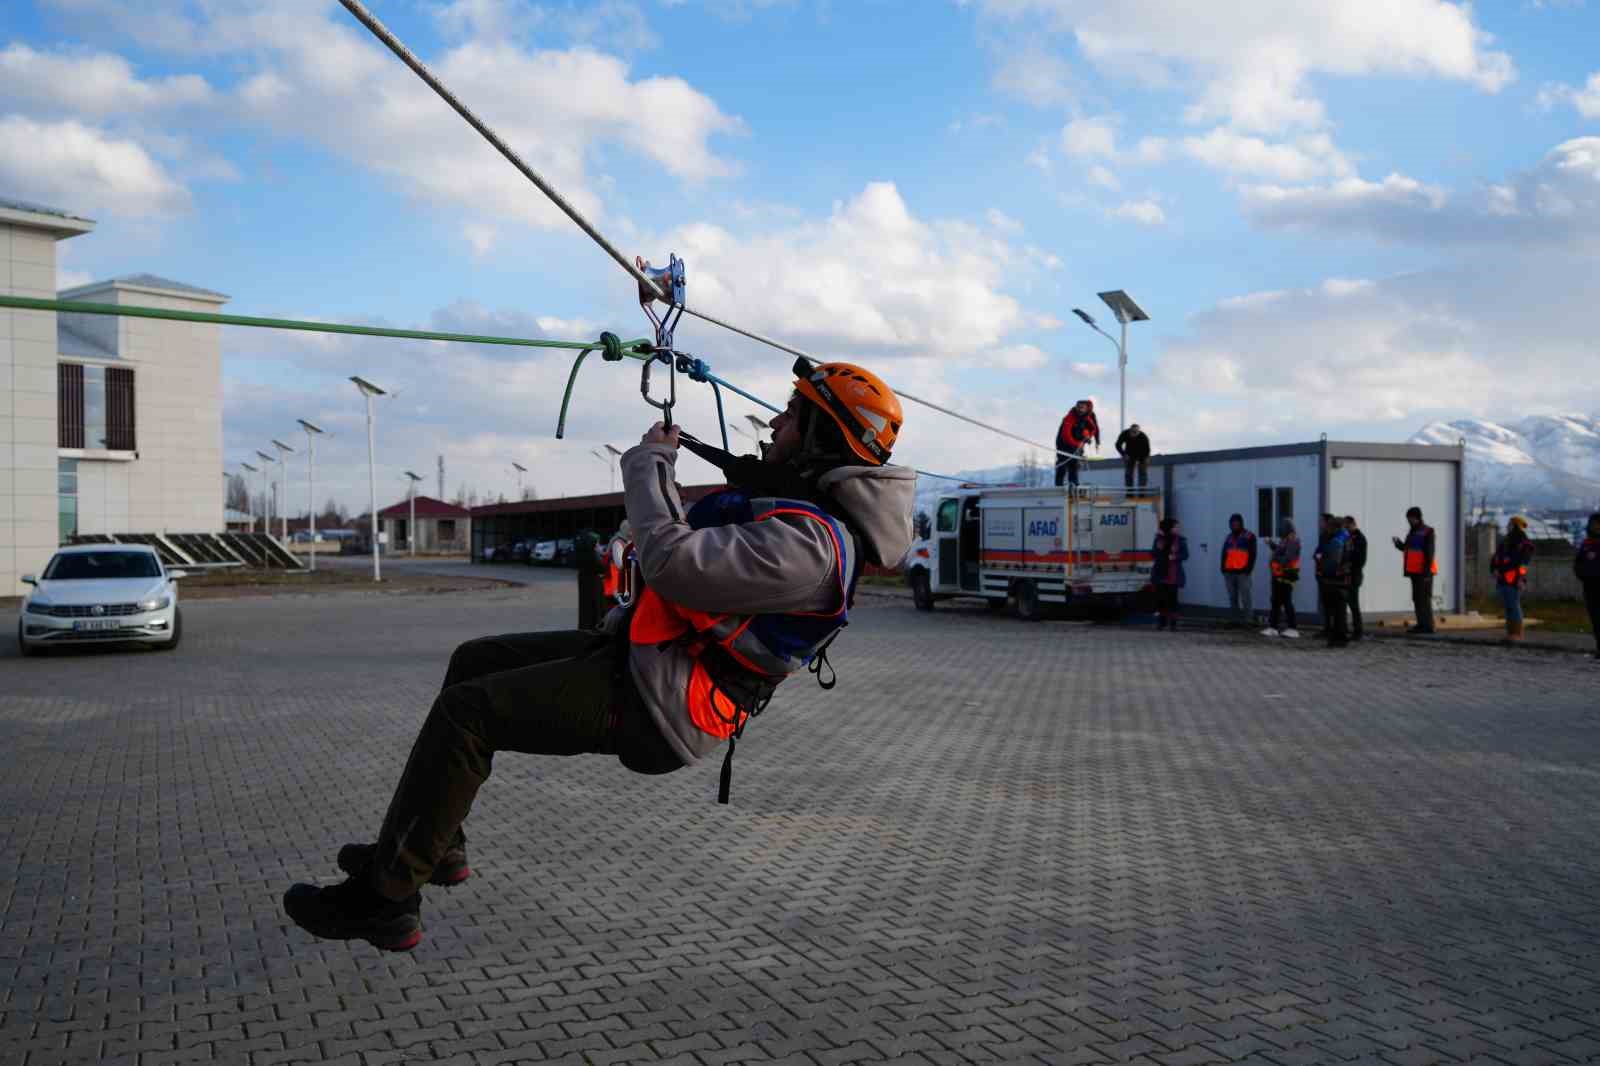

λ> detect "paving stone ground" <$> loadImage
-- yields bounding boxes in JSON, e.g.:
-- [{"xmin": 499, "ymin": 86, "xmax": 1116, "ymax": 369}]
[{"xmin": 3, "ymin": 575, "xmax": 1599, "ymax": 1065}]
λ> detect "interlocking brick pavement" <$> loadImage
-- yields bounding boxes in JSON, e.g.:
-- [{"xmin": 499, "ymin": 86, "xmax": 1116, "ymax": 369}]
[{"xmin": 3, "ymin": 577, "xmax": 1599, "ymax": 1065}]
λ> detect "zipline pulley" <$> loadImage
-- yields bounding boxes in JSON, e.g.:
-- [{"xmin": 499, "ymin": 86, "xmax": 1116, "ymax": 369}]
[{"xmin": 636, "ymin": 254, "xmax": 687, "ymax": 427}]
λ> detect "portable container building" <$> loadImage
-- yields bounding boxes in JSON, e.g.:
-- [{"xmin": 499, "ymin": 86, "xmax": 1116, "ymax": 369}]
[{"xmin": 1080, "ymin": 440, "xmax": 1465, "ymax": 620}]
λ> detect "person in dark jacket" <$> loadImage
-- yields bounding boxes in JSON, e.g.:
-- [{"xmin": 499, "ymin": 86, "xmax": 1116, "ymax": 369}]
[
  {"xmin": 1392, "ymin": 506, "xmax": 1437, "ymax": 634},
  {"xmin": 1114, "ymin": 423, "xmax": 1151, "ymax": 490},
  {"xmin": 1315, "ymin": 513, "xmax": 1351, "ymax": 647},
  {"xmin": 1219, "ymin": 513, "xmax": 1258, "ymax": 627},
  {"xmin": 1262, "ymin": 518, "xmax": 1301, "ymax": 638},
  {"xmin": 1575, "ymin": 512, "xmax": 1600, "ymax": 661},
  {"xmin": 1151, "ymin": 517, "xmax": 1188, "ymax": 631},
  {"xmin": 1492, "ymin": 515, "xmax": 1537, "ymax": 644},
  {"xmin": 1054, "ymin": 399, "xmax": 1100, "ymax": 487},
  {"xmin": 1343, "ymin": 516, "xmax": 1367, "ymax": 641}
]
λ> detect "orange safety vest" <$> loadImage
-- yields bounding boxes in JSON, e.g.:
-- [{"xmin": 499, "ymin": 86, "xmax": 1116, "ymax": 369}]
[
  {"xmin": 628, "ymin": 494, "xmax": 855, "ymax": 742},
  {"xmin": 1403, "ymin": 526, "xmax": 1438, "ymax": 577},
  {"xmin": 1222, "ymin": 532, "xmax": 1254, "ymax": 573},
  {"xmin": 1270, "ymin": 557, "xmax": 1300, "ymax": 579}
]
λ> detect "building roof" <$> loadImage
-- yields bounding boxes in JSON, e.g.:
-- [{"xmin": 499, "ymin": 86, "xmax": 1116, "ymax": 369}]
[
  {"xmin": 378, "ymin": 495, "xmax": 472, "ymax": 519},
  {"xmin": 61, "ymin": 273, "xmax": 230, "ymax": 301},
  {"xmin": 0, "ymin": 196, "xmax": 93, "ymax": 223}
]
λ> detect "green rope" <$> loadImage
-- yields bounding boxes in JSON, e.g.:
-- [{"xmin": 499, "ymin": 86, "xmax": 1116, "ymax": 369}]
[{"xmin": 0, "ymin": 295, "xmax": 649, "ymax": 353}]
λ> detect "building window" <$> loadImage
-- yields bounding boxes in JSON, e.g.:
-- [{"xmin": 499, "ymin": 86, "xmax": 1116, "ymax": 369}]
[
  {"xmin": 59, "ymin": 458, "xmax": 78, "ymax": 544},
  {"xmin": 1258, "ymin": 486, "xmax": 1295, "ymax": 537},
  {"xmin": 437, "ymin": 519, "xmax": 457, "ymax": 541},
  {"xmin": 58, "ymin": 363, "xmax": 135, "ymax": 450}
]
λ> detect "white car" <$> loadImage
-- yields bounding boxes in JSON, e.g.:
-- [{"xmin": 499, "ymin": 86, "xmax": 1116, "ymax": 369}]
[{"xmin": 17, "ymin": 544, "xmax": 186, "ymax": 656}]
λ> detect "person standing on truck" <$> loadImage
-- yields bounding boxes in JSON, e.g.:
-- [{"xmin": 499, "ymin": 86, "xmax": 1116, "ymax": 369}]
[
  {"xmin": 1219, "ymin": 513, "xmax": 1258, "ymax": 627},
  {"xmin": 1261, "ymin": 518, "xmax": 1302, "ymax": 639},
  {"xmin": 1054, "ymin": 399, "xmax": 1100, "ymax": 488},
  {"xmin": 1491, "ymin": 515, "xmax": 1536, "ymax": 644},
  {"xmin": 1151, "ymin": 517, "xmax": 1188, "ymax": 630},
  {"xmin": 1315, "ymin": 513, "xmax": 1351, "ymax": 648},
  {"xmin": 1575, "ymin": 512, "xmax": 1600, "ymax": 661},
  {"xmin": 1392, "ymin": 506, "xmax": 1437, "ymax": 634},
  {"xmin": 1114, "ymin": 423, "xmax": 1151, "ymax": 491},
  {"xmin": 1343, "ymin": 516, "xmax": 1367, "ymax": 641}
]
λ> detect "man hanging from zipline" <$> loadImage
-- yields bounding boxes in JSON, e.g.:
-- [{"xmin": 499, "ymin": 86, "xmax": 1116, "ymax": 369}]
[{"xmin": 283, "ymin": 358, "xmax": 916, "ymax": 951}]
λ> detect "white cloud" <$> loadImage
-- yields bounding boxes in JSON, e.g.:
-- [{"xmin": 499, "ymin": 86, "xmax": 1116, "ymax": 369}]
[
  {"xmin": 1086, "ymin": 164, "xmax": 1120, "ymax": 190},
  {"xmin": 462, "ymin": 223, "xmax": 497, "ymax": 258},
  {"xmin": 1109, "ymin": 198, "xmax": 1166, "ymax": 225},
  {"xmin": 984, "ymin": 344, "xmax": 1051, "ymax": 370},
  {"xmin": 991, "ymin": 44, "xmax": 1077, "ymax": 106},
  {"xmin": 657, "ymin": 182, "xmax": 1045, "ymax": 359},
  {"xmin": 986, "ymin": 207, "xmax": 1024, "ymax": 233},
  {"xmin": 1242, "ymin": 138, "xmax": 1600, "ymax": 249},
  {"xmin": 1182, "ymin": 128, "xmax": 1353, "ymax": 181},
  {"xmin": 976, "ymin": 0, "xmax": 1514, "ymax": 134},
  {"xmin": 1538, "ymin": 72, "xmax": 1600, "ymax": 119},
  {"xmin": 1069, "ymin": 361, "xmax": 1111, "ymax": 379},
  {"xmin": 0, "ymin": 116, "xmax": 190, "ymax": 217},
  {"xmin": 1061, "ymin": 115, "xmax": 1119, "ymax": 157},
  {"xmin": 0, "ymin": 43, "xmax": 215, "ymax": 117}
]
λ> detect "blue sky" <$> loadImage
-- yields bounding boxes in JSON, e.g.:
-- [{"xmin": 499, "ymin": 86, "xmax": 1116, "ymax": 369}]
[{"xmin": 5, "ymin": 0, "xmax": 1600, "ymax": 510}]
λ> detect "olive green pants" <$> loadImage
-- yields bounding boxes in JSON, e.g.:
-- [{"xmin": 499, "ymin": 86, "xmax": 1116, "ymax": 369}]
[{"xmin": 370, "ymin": 630, "xmax": 680, "ymax": 900}]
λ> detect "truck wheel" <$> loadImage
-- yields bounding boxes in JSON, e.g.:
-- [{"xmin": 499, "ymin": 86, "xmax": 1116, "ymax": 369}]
[
  {"xmin": 986, "ymin": 597, "xmax": 1007, "ymax": 611},
  {"xmin": 910, "ymin": 569, "xmax": 934, "ymax": 611},
  {"xmin": 1013, "ymin": 580, "xmax": 1042, "ymax": 621}
]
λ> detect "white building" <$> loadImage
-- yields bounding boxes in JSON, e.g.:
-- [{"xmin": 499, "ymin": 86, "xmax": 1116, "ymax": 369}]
[
  {"xmin": 2, "ymin": 197, "xmax": 227, "ymax": 596},
  {"xmin": 1084, "ymin": 440, "xmax": 1466, "ymax": 618}
]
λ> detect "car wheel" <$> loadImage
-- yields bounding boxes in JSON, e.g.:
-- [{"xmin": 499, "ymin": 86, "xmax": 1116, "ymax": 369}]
[
  {"xmin": 157, "ymin": 609, "xmax": 182, "ymax": 651},
  {"xmin": 1013, "ymin": 579, "xmax": 1042, "ymax": 621},
  {"xmin": 910, "ymin": 569, "xmax": 934, "ymax": 611},
  {"xmin": 17, "ymin": 620, "xmax": 36, "ymax": 658}
]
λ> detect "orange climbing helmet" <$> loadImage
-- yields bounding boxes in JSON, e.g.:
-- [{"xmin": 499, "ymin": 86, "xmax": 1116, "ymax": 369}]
[{"xmin": 791, "ymin": 357, "xmax": 903, "ymax": 466}]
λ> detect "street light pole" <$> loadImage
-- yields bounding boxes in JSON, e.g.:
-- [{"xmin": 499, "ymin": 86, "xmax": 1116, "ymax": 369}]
[
  {"xmin": 1071, "ymin": 290, "xmax": 1149, "ymax": 436},
  {"xmin": 403, "ymin": 471, "xmax": 423, "ymax": 556},
  {"xmin": 255, "ymin": 450, "xmax": 278, "ymax": 536},
  {"xmin": 351, "ymin": 376, "xmax": 387, "ymax": 582},
  {"xmin": 298, "ymin": 420, "xmax": 325, "ymax": 571},
  {"xmin": 272, "ymin": 439, "xmax": 296, "ymax": 543},
  {"xmin": 240, "ymin": 462, "xmax": 259, "ymax": 532},
  {"xmin": 604, "ymin": 444, "xmax": 622, "ymax": 493},
  {"xmin": 510, "ymin": 461, "xmax": 528, "ymax": 501}
]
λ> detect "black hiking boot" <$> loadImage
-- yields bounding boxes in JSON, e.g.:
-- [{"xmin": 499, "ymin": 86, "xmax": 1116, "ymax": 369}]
[
  {"xmin": 337, "ymin": 836, "xmax": 471, "ymax": 887},
  {"xmin": 282, "ymin": 876, "xmax": 422, "ymax": 952}
]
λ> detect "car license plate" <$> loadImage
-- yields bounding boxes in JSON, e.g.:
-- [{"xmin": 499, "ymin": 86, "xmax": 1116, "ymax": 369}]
[{"xmin": 74, "ymin": 619, "xmax": 120, "ymax": 632}]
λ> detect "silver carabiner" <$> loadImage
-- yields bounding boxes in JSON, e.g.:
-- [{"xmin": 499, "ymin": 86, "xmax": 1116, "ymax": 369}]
[{"xmin": 640, "ymin": 350, "xmax": 676, "ymax": 427}]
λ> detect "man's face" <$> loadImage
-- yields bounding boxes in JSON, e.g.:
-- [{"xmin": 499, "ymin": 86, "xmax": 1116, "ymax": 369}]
[
  {"xmin": 763, "ymin": 394, "xmax": 807, "ymax": 465},
  {"xmin": 1230, "ymin": 518, "xmax": 1243, "ymax": 533},
  {"xmin": 1408, "ymin": 514, "xmax": 1422, "ymax": 530}
]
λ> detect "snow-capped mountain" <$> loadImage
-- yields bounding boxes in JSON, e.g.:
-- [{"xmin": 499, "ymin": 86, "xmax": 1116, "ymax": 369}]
[{"xmin": 1410, "ymin": 414, "xmax": 1600, "ymax": 510}]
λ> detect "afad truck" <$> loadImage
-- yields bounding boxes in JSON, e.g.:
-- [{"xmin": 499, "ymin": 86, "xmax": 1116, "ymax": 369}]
[{"xmin": 905, "ymin": 485, "xmax": 1164, "ymax": 620}]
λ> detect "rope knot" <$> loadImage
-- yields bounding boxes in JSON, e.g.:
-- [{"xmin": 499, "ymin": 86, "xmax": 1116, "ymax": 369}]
[
  {"xmin": 676, "ymin": 355, "xmax": 711, "ymax": 382},
  {"xmin": 599, "ymin": 331, "xmax": 626, "ymax": 362}
]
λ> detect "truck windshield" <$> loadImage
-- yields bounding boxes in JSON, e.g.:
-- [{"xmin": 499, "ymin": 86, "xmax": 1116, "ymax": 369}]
[
  {"xmin": 44, "ymin": 551, "xmax": 162, "ymax": 580},
  {"xmin": 936, "ymin": 499, "xmax": 959, "ymax": 532}
]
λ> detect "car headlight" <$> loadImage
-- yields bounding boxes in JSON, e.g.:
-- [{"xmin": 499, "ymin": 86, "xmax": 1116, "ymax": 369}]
[
  {"xmin": 138, "ymin": 595, "xmax": 172, "ymax": 612},
  {"xmin": 25, "ymin": 597, "xmax": 53, "ymax": 614}
]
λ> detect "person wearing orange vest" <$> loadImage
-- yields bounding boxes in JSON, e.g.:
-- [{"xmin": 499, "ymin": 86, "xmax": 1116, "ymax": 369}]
[
  {"xmin": 1219, "ymin": 513, "xmax": 1258, "ymax": 627},
  {"xmin": 282, "ymin": 359, "xmax": 915, "ymax": 952},
  {"xmin": 1261, "ymin": 517, "xmax": 1301, "ymax": 638},
  {"xmin": 601, "ymin": 519, "xmax": 632, "ymax": 602},
  {"xmin": 1491, "ymin": 515, "xmax": 1535, "ymax": 644},
  {"xmin": 1391, "ymin": 506, "xmax": 1438, "ymax": 634},
  {"xmin": 1574, "ymin": 512, "xmax": 1600, "ymax": 661},
  {"xmin": 1053, "ymin": 399, "xmax": 1100, "ymax": 487}
]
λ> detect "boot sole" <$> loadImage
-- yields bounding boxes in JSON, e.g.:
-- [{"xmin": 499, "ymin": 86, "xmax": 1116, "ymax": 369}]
[{"xmin": 337, "ymin": 844, "xmax": 471, "ymax": 887}]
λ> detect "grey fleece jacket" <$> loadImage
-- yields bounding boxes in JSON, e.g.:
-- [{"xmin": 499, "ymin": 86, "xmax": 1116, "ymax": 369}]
[{"xmin": 614, "ymin": 441, "xmax": 916, "ymax": 765}]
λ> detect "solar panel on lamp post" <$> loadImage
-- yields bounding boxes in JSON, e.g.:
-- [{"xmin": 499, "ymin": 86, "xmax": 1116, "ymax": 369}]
[
  {"xmin": 510, "ymin": 461, "xmax": 528, "ymax": 502},
  {"xmin": 403, "ymin": 471, "xmax": 423, "ymax": 556},
  {"xmin": 255, "ymin": 451, "xmax": 278, "ymax": 535},
  {"xmin": 604, "ymin": 445, "xmax": 622, "ymax": 494},
  {"xmin": 351, "ymin": 376, "xmax": 387, "ymax": 582},
  {"xmin": 1071, "ymin": 291, "xmax": 1149, "ymax": 437},
  {"xmin": 240, "ymin": 462, "xmax": 259, "ymax": 532},
  {"xmin": 272, "ymin": 439, "xmax": 296, "ymax": 543},
  {"xmin": 297, "ymin": 420, "xmax": 325, "ymax": 571}
]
